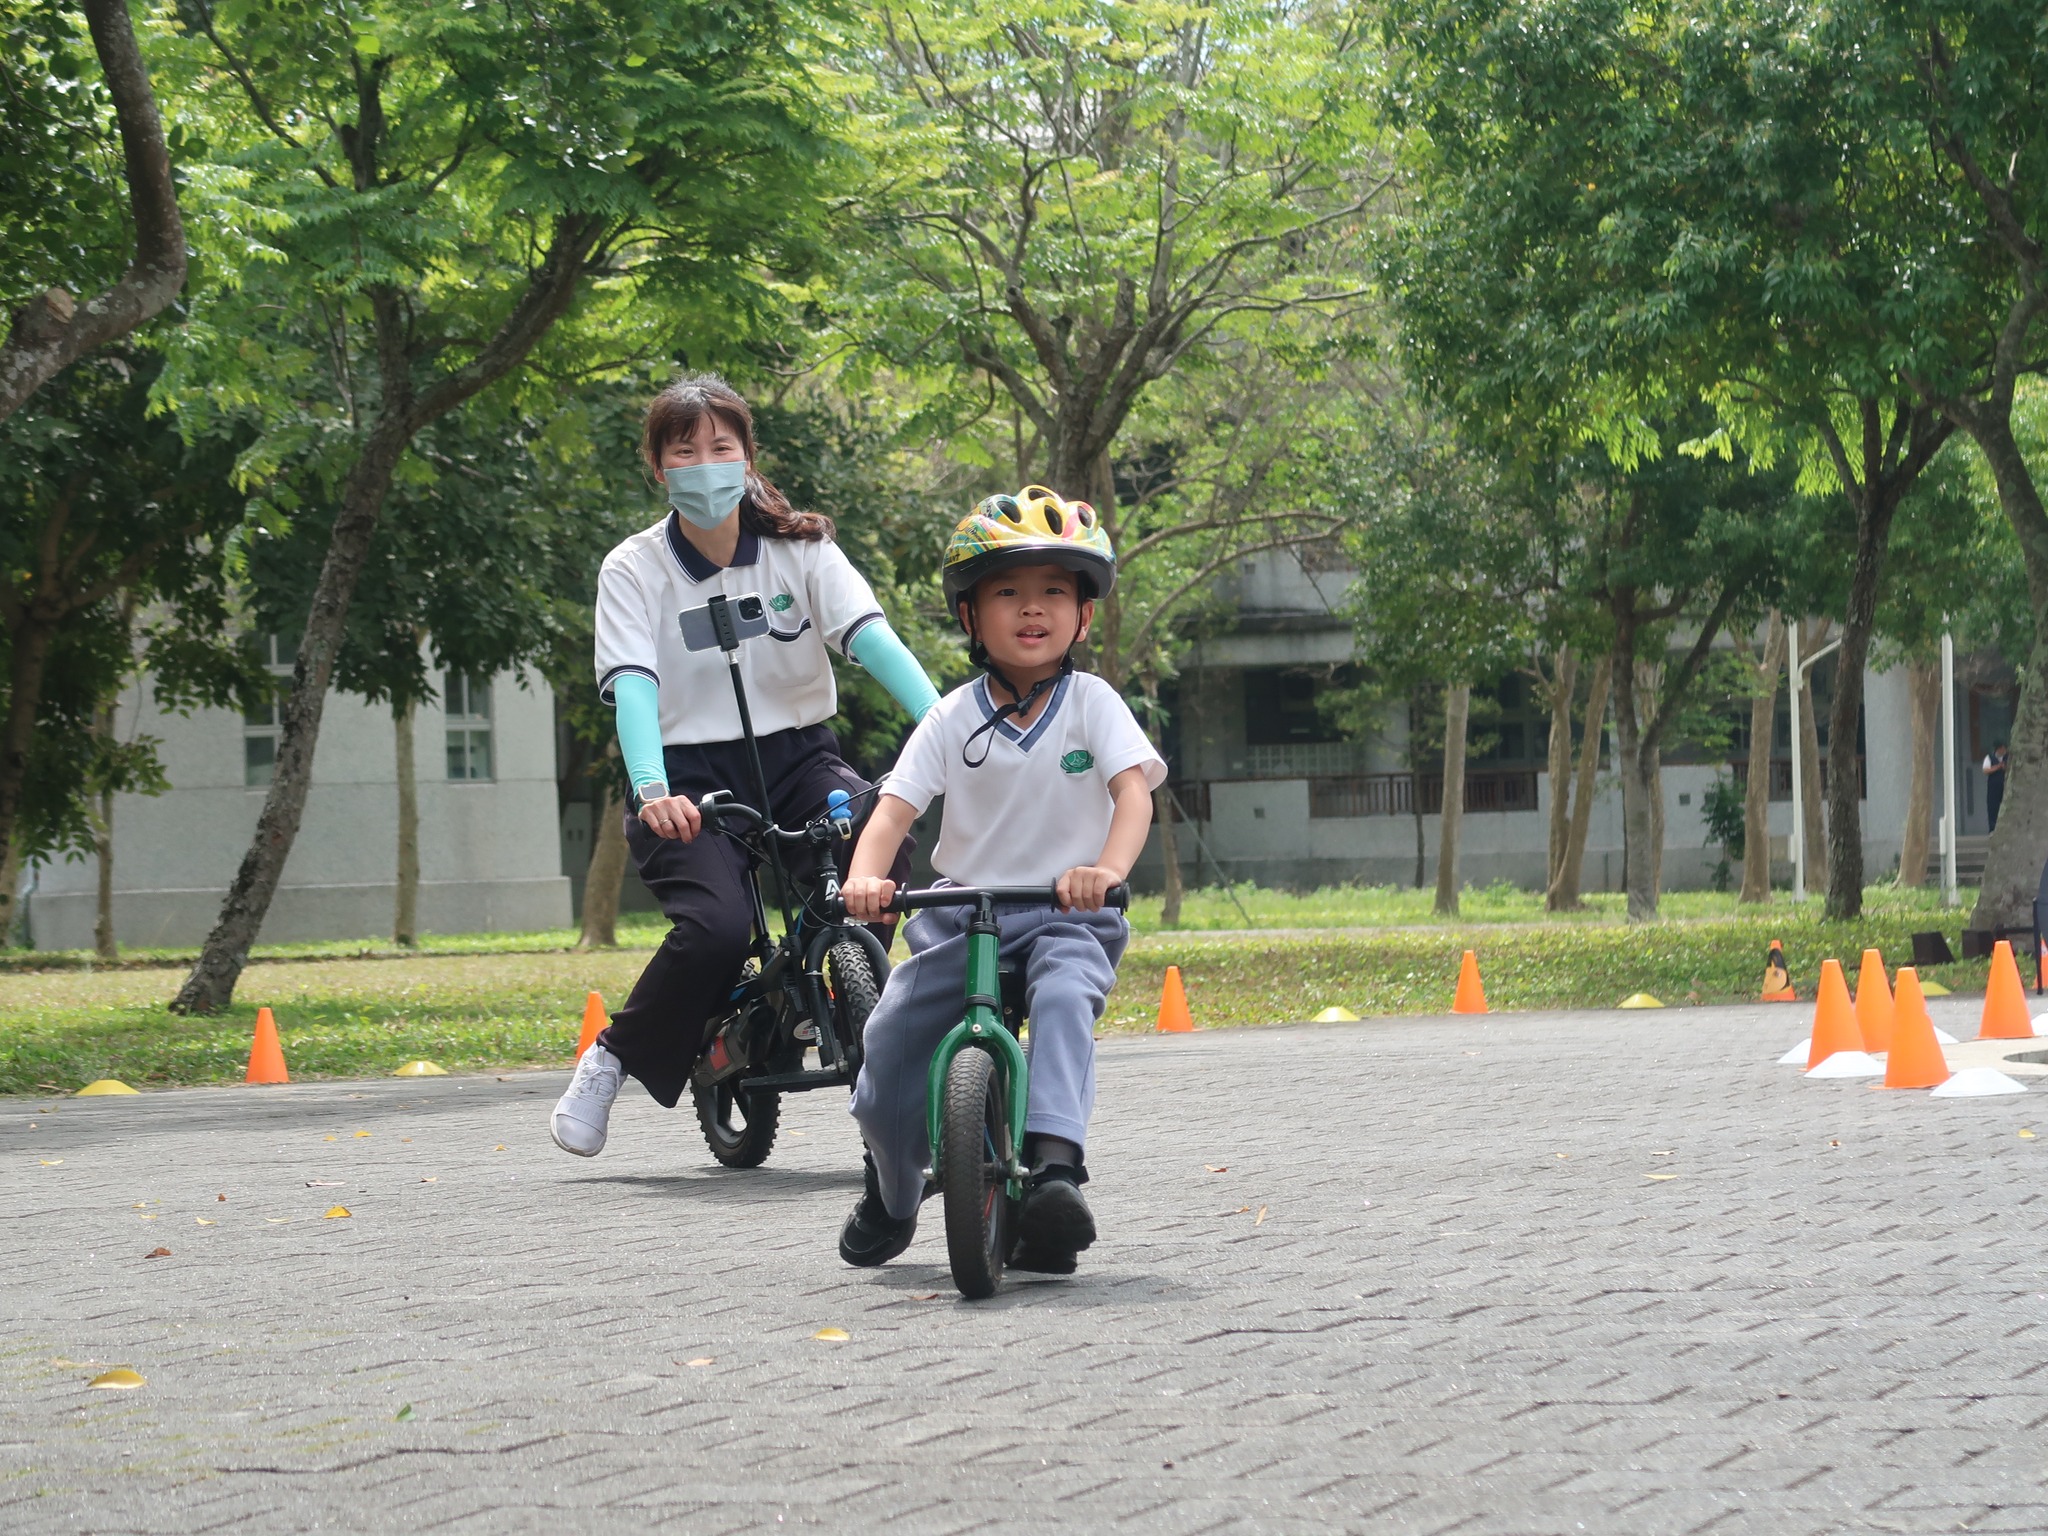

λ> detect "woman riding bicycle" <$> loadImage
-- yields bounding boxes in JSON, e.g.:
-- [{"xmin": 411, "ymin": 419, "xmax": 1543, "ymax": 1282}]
[{"xmin": 551, "ymin": 374, "xmax": 940, "ymax": 1158}]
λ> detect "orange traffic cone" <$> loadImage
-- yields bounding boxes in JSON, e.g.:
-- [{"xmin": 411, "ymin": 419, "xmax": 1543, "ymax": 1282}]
[
  {"xmin": 245, "ymin": 1006, "xmax": 288, "ymax": 1085},
  {"xmin": 1881, "ymin": 968, "xmax": 1951, "ymax": 1089},
  {"xmin": 1761, "ymin": 939, "xmax": 1795, "ymax": 1001},
  {"xmin": 1979, "ymin": 940, "xmax": 2035, "ymax": 1040},
  {"xmin": 575, "ymin": 991, "xmax": 607, "ymax": 1058},
  {"xmin": 1451, "ymin": 950, "xmax": 1489, "ymax": 1015},
  {"xmin": 1155, "ymin": 966, "xmax": 1193, "ymax": 1033},
  {"xmin": 1854, "ymin": 949, "xmax": 1894, "ymax": 1054},
  {"xmin": 1805, "ymin": 959, "xmax": 1862, "ymax": 1070}
]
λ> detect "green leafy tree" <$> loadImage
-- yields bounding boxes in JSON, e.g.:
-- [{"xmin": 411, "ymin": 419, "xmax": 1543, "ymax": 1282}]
[
  {"xmin": 0, "ymin": 0, "xmax": 186, "ymax": 420},
  {"xmin": 152, "ymin": 0, "xmax": 844, "ymax": 1011}
]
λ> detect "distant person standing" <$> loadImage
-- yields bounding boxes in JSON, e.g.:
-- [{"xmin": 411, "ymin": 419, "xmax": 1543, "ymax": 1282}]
[{"xmin": 1984, "ymin": 742, "xmax": 2009, "ymax": 831}]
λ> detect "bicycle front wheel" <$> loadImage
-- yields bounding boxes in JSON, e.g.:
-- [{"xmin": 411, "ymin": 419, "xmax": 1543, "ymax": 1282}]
[{"xmin": 940, "ymin": 1046, "xmax": 1011, "ymax": 1300}]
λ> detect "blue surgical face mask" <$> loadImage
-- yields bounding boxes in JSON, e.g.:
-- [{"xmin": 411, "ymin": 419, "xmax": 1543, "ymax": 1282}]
[{"xmin": 664, "ymin": 460, "xmax": 748, "ymax": 529}]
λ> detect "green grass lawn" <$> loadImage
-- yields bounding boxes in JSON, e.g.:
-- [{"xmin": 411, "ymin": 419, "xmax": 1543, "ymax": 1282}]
[{"xmin": 0, "ymin": 883, "xmax": 1995, "ymax": 1094}]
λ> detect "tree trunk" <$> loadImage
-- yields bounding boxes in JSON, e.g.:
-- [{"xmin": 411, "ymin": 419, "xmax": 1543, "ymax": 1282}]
[
  {"xmin": 1740, "ymin": 612, "xmax": 1787, "ymax": 904},
  {"xmin": 1434, "ymin": 682, "xmax": 1469, "ymax": 916},
  {"xmin": 393, "ymin": 697, "xmax": 419, "ymax": 946},
  {"xmin": 0, "ymin": 621, "xmax": 56, "ymax": 947},
  {"xmin": 1548, "ymin": 656, "xmax": 1609, "ymax": 911},
  {"xmin": 1797, "ymin": 621, "xmax": 1829, "ymax": 894},
  {"xmin": 579, "ymin": 776, "xmax": 627, "ymax": 950},
  {"xmin": 1899, "ymin": 657, "xmax": 1939, "ymax": 888},
  {"xmin": 0, "ymin": 0, "xmax": 186, "ymax": 423},
  {"xmin": 1543, "ymin": 644, "xmax": 1577, "ymax": 890},
  {"xmin": 1608, "ymin": 619, "xmax": 1661, "ymax": 921},
  {"xmin": 170, "ymin": 219, "xmax": 599, "ymax": 1013},
  {"xmin": 92, "ymin": 700, "xmax": 117, "ymax": 960},
  {"xmin": 1964, "ymin": 413, "xmax": 2048, "ymax": 929},
  {"xmin": 1153, "ymin": 786, "xmax": 1184, "ymax": 928},
  {"xmin": 1824, "ymin": 501, "xmax": 1898, "ymax": 921},
  {"xmin": 1410, "ymin": 689, "xmax": 1426, "ymax": 889},
  {"xmin": 1633, "ymin": 658, "xmax": 1667, "ymax": 898}
]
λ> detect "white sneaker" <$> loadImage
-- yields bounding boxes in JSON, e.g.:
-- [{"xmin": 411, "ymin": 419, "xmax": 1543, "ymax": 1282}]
[{"xmin": 551, "ymin": 1045, "xmax": 624, "ymax": 1157}]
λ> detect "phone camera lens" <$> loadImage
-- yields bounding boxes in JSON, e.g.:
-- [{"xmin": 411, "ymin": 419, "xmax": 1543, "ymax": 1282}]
[{"xmin": 739, "ymin": 597, "xmax": 763, "ymax": 620}]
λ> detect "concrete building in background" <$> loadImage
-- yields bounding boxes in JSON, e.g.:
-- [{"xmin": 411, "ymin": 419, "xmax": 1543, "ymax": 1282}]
[
  {"xmin": 1132, "ymin": 548, "xmax": 2003, "ymax": 894},
  {"xmin": 24, "ymin": 643, "xmax": 569, "ymax": 951}
]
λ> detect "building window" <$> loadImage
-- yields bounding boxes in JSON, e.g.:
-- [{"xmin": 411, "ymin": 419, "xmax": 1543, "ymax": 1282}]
[
  {"xmin": 445, "ymin": 672, "xmax": 493, "ymax": 781},
  {"xmin": 243, "ymin": 632, "xmax": 296, "ymax": 786},
  {"xmin": 1243, "ymin": 668, "xmax": 1343, "ymax": 746}
]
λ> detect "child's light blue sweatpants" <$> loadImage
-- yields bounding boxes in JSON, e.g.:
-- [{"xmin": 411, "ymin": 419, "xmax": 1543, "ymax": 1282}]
[{"xmin": 849, "ymin": 902, "xmax": 1128, "ymax": 1221}]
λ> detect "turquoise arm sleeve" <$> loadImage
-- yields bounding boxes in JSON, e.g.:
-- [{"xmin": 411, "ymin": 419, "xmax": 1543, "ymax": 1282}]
[
  {"xmin": 849, "ymin": 619, "xmax": 941, "ymax": 721},
  {"xmin": 611, "ymin": 673, "xmax": 669, "ymax": 798}
]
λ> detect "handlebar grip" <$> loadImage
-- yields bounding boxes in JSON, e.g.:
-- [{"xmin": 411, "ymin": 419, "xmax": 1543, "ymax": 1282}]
[{"xmin": 879, "ymin": 881, "xmax": 1133, "ymax": 914}]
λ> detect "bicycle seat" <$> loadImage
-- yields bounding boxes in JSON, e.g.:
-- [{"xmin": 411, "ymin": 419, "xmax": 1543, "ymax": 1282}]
[{"xmin": 998, "ymin": 958, "xmax": 1028, "ymax": 1035}]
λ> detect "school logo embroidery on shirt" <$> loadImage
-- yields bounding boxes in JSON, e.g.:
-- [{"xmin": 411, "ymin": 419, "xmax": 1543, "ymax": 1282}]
[
  {"xmin": 770, "ymin": 592, "xmax": 795, "ymax": 612},
  {"xmin": 1060, "ymin": 749, "xmax": 1094, "ymax": 775}
]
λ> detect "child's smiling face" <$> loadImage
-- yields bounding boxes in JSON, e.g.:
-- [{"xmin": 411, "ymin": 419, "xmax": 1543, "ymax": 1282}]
[{"xmin": 963, "ymin": 563, "xmax": 1092, "ymax": 683}]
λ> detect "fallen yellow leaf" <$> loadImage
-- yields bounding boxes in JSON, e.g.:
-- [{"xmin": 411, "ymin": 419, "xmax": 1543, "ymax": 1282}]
[
  {"xmin": 1555, "ymin": 1153, "xmax": 1570, "ymax": 1160},
  {"xmin": 322, "ymin": 1136, "xmax": 337, "ymax": 1143},
  {"xmin": 813, "ymin": 1328, "xmax": 850, "ymax": 1342},
  {"xmin": 323, "ymin": 1206, "xmax": 351, "ymax": 1219},
  {"xmin": 687, "ymin": 1357, "xmax": 714, "ymax": 1367},
  {"xmin": 493, "ymin": 1145, "xmax": 507, "ymax": 1152},
  {"xmin": 195, "ymin": 1218, "xmax": 214, "ymax": 1226},
  {"xmin": 1254, "ymin": 1206, "xmax": 1268, "ymax": 1225},
  {"xmin": 39, "ymin": 1159, "xmax": 62, "ymax": 1166},
  {"xmin": 353, "ymin": 1131, "xmax": 371, "ymax": 1139},
  {"xmin": 1645, "ymin": 1173, "xmax": 1678, "ymax": 1181},
  {"xmin": 138, "ymin": 1213, "xmax": 156, "ymax": 1221},
  {"xmin": 89, "ymin": 1368, "xmax": 145, "ymax": 1390},
  {"xmin": 420, "ymin": 1176, "xmax": 438, "ymax": 1184},
  {"xmin": 2021, "ymin": 1130, "xmax": 2037, "ymax": 1140}
]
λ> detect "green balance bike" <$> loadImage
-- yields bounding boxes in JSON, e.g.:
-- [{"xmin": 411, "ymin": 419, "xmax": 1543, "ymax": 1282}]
[{"xmin": 874, "ymin": 881, "xmax": 1130, "ymax": 1300}]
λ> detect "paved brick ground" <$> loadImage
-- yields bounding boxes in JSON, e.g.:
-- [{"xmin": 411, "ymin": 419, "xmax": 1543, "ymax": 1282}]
[{"xmin": 6, "ymin": 999, "xmax": 2048, "ymax": 1534}]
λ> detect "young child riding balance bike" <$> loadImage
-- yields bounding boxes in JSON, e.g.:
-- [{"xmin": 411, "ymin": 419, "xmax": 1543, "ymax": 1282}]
[{"xmin": 838, "ymin": 487, "xmax": 1165, "ymax": 1275}]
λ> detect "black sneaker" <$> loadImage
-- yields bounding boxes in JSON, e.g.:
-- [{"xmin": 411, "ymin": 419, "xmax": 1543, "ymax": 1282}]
[
  {"xmin": 1011, "ymin": 1163, "xmax": 1095, "ymax": 1273},
  {"xmin": 838, "ymin": 1154, "xmax": 918, "ymax": 1268}
]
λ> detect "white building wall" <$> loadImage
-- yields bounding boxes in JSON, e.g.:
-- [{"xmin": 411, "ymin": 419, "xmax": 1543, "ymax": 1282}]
[{"xmin": 25, "ymin": 665, "xmax": 570, "ymax": 949}]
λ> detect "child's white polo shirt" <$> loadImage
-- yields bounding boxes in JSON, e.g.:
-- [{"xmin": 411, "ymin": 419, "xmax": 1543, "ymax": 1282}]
[
  {"xmin": 884, "ymin": 671, "xmax": 1167, "ymax": 887},
  {"xmin": 595, "ymin": 514, "xmax": 884, "ymax": 744}
]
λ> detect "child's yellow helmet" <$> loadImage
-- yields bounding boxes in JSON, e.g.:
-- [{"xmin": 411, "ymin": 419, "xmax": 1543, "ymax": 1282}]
[{"xmin": 941, "ymin": 485, "xmax": 1117, "ymax": 614}]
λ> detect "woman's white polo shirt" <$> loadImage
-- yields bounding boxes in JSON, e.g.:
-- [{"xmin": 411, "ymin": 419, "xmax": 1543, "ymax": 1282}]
[{"xmin": 594, "ymin": 514, "xmax": 884, "ymax": 745}]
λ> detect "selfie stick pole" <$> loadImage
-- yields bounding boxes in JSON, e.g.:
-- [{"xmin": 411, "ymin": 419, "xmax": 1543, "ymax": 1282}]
[{"xmin": 707, "ymin": 595, "xmax": 795, "ymax": 928}]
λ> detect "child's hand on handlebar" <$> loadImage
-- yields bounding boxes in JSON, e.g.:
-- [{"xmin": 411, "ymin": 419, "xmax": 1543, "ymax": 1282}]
[
  {"xmin": 841, "ymin": 874, "xmax": 897, "ymax": 922},
  {"xmin": 638, "ymin": 792, "xmax": 702, "ymax": 842},
  {"xmin": 1057, "ymin": 865, "xmax": 1125, "ymax": 913}
]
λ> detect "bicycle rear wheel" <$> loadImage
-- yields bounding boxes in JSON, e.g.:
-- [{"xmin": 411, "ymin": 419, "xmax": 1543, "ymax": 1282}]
[
  {"xmin": 694, "ymin": 1082, "xmax": 780, "ymax": 1168},
  {"xmin": 940, "ymin": 1046, "xmax": 1012, "ymax": 1300}
]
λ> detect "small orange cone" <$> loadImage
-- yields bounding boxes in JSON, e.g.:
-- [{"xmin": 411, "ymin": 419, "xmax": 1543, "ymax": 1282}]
[
  {"xmin": 1854, "ymin": 949, "xmax": 1894, "ymax": 1054},
  {"xmin": 245, "ymin": 1006, "xmax": 288, "ymax": 1085},
  {"xmin": 1979, "ymin": 940, "xmax": 2035, "ymax": 1040},
  {"xmin": 1155, "ymin": 966, "xmax": 1193, "ymax": 1033},
  {"xmin": 1451, "ymin": 950, "xmax": 1489, "ymax": 1015},
  {"xmin": 1881, "ymin": 968, "xmax": 1951, "ymax": 1089},
  {"xmin": 575, "ymin": 991, "xmax": 607, "ymax": 1058},
  {"xmin": 1761, "ymin": 940, "xmax": 1795, "ymax": 1001},
  {"xmin": 1805, "ymin": 960, "xmax": 1861, "ymax": 1070}
]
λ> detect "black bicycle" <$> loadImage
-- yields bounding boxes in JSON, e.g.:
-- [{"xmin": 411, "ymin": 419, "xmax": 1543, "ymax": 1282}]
[{"xmin": 677, "ymin": 592, "xmax": 891, "ymax": 1168}]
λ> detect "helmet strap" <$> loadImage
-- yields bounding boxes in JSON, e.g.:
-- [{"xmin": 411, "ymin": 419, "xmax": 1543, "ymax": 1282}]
[{"xmin": 962, "ymin": 654, "xmax": 1073, "ymax": 769}]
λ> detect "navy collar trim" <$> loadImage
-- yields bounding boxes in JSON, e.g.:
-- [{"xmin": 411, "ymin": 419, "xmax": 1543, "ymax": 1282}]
[
  {"xmin": 665, "ymin": 511, "xmax": 760, "ymax": 581},
  {"xmin": 974, "ymin": 671, "xmax": 1070, "ymax": 753}
]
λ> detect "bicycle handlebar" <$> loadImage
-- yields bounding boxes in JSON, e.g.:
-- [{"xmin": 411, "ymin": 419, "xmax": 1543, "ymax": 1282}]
[{"xmin": 884, "ymin": 882, "xmax": 1131, "ymax": 914}]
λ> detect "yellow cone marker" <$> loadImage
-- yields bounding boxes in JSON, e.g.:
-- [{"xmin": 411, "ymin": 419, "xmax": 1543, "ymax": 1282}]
[
  {"xmin": 812, "ymin": 1327, "xmax": 849, "ymax": 1342},
  {"xmin": 75, "ymin": 1080, "xmax": 138, "ymax": 1096},
  {"xmin": 1618, "ymin": 993, "xmax": 1665, "ymax": 1009},
  {"xmin": 393, "ymin": 1061, "xmax": 447, "ymax": 1077},
  {"xmin": 89, "ymin": 1368, "xmax": 145, "ymax": 1389},
  {"xmin": 1920, "ymin": 979, "xmax": 1952, "ymax": 996},
  {"xmin": 323, "ymin": 1206, "xmax": 351, "ymax": 1219},
  {"xmin": 1312, "ymin": 1006, "xmax": 1360, "ymax": 1023}
]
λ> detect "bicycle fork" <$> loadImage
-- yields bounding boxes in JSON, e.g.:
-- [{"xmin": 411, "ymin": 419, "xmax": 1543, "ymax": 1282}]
[{"xmin": 924, "ymin": 895, "xmax": 1031, "ymax": 1201}]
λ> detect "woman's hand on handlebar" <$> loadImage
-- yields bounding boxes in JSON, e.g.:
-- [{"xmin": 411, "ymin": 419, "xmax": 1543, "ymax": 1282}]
[
  {"xmin": 841, "ymin": 874, "xmax": 897, "ymax": 922},
  {"xmin": 638, "ymin": 792, "xmax": 702, "ymax": 842},
  {"xmin": 1057, "ymin": 864, "xmax": 1127, "ymax": 913}
]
